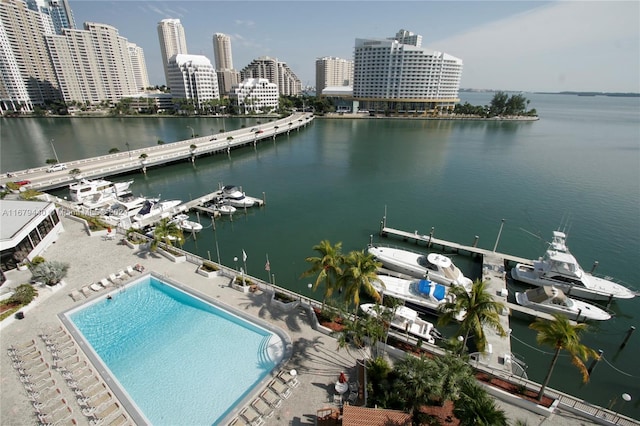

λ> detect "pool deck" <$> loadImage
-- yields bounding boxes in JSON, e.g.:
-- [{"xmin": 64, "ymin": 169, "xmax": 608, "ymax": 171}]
[{"xmin": 0, "ymin": 217, "xmax": 606, "ymax": 426}]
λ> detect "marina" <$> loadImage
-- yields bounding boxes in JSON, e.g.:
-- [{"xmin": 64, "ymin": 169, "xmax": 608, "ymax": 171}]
[{"xmin": 1, "ymin": 93, "xmax": 638, "ymax": 420}]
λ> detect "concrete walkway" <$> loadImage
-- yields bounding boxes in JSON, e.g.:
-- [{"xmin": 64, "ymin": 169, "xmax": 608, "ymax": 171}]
[{"xmin": 0, "ymin": 217, "xmax": 601, "ymax": 425}]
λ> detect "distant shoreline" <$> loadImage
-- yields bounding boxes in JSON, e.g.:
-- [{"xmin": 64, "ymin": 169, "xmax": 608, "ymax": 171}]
[{"xmin": 461, "ymin": 89, "xmax": 639, "ymax": 98}]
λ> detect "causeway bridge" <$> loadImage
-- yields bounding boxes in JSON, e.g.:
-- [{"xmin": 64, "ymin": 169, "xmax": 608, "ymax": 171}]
[{"xmin": 2, "ymin": 112, "xmax": 313, "ymax": 192}]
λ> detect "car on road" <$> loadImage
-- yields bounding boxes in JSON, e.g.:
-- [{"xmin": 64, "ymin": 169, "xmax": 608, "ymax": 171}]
[
  {"xmin": 14, "ymin": 180, "xmax": 31, "ymax": 186},
  {"xmin": 47, "ymin": 163, "xmax": 67, "ymax": 173},
  {"xmin": 250, "ymin": 128, "xmax": 258, "ymax": 132}
]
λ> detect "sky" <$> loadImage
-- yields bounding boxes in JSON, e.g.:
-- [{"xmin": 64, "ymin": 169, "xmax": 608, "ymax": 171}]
[{"xmin": 70, "ymin": 1, "xmax": 640, "ymax": 93}]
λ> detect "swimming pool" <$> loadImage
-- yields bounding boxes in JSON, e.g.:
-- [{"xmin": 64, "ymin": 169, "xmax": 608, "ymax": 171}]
[{"xmin": 64, "ymin": 274, "xmax": 287, "ymax": 425}]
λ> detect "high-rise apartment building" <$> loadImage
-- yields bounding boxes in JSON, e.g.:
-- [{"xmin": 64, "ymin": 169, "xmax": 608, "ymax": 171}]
[
  {"xmin": 45, "ymin": 22, "xmax": 138, "ymax": 104},
  {"xmin": 157, "ymin": 18, "xmax": 188, "ymax": 86},
  {"xmin": 0, "ymin": 0, "xmax": 60, "ymax": 111},
  {"xmin": 25, "ymin": 0, "xmax": 75, "ymax": 35},
  {"xmin": 353, "ymin": 29, "xmax": 462, "ymax": 113},
  {"xmin": 240, "ymin": 56, "xmax": 301, "ymax": 96},
  {"xmin": 128, "ymin": 42, "xmax": 150, "ymax": 91},
  {"xmin": 0, "ymin": 24, "xmax": 31, "ymax": 112},
  {"xmin": 212, "ymin": 32, "xmax": 239, "ymax": 96},
  {"xmin": 315, "ymin": 56, "xmax": 353, "ymax": 94},
  {"xmin": 167, "ymin": 54, "xmax": 219, "ymax": 111},
  {"xmin": 213, "ymin": 33, "xmax": 233, "ymax": 70}
]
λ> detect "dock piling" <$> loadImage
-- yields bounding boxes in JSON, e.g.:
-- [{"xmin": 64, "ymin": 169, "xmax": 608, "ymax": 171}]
[
  {"xmin": 590, "ymin": 261, "xmax": 599, "ymax": 273},
  {"xmin": 588, "ymin": 349, "xmax": 604, "ymax": 375},
  {"xmin": 620, "ymin": 326, "xmax": 636, "ymax": 349},
  {"xmin": 472, "ymin": 235, "xmax": 479, "ymax": 247}
]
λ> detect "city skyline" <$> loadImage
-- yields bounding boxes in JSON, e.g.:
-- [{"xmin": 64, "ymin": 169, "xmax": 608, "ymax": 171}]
[{"xmin": 70, "ymin": 1, "xmax": 638, "ymax": 93}]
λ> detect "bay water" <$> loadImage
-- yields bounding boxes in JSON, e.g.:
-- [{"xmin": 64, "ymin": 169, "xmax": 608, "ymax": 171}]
[{"xmin": 1, "ymin": 93, "xmax": 638, "ymax": 419}]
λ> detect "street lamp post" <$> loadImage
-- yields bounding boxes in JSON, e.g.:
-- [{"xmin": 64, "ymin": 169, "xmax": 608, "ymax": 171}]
[
  {"xmin": 125, "ymin": 141, "xmax": 131, "ymax": 159},
  {"xmin": 220, "ymin": 106, "xmax": 226, "ymax": 132},
  {"xmin": 186, "ymin": 126, "xmax": 194, "ymax": 139},
  {"xmin": 50, "ymin": 139, "xmax": 60, "ymax": 163}
]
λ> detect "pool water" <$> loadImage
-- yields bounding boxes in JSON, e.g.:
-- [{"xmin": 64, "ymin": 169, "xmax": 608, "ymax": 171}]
[{"xmin": 67, "ymin": 276, "xmax": 284, "ymax": 425}]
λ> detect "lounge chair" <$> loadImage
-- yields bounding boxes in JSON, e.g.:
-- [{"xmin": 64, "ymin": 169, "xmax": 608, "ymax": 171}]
[
  {"xmin": 125, "ymin": 265, "xmax": 135, "ymax": 276},
  {"xmin": 277, "ymin": 370, "xmax": 300, "ymax": 388},
  {"xmin": 259, "ymin": 388, "xmax": 282, "ymax": 409},
  {"xmin": 24, "ymin": 378, "xmax": 56, "ymax": 394},
  {"xmin": 13, "ymin": 355, "xmax": 45, "ymax": 370},
  {"xmin": 8, "ymin": 339, "xmax": 37, "ymax": 354},
  {"xmin": 268, "ymin": 379, "xmax": 291, "ymax": 399},
  {"xmin": 100, "ymin": 278, "xmax": 112, "ymax": 288},
  {"xmin": 69, "ymin": 290, "xmax": 84, "ymax": 301},
  {"xmin": 116, "ymin": 270, "xmax": 127, "ymax": 281},
  {"xmin": 62, "ymin": 365, "xmax": 93, "ymax": 381},
  {"xmin": 77, "ymin": 383, "xmax": 108, "ymax": 404},
  {"xmin": 68, "ymin": 375, "xmax": 101, "ymax": 392},
  {"xmin": 251, "ymin": 397, "xmax": 274, "ymax": 419},
  {"xmin": 228, "ymin": 417, "xmax": 250, "ymax": 426},
  {"xmin": 82, "ymin": 392, "xmax": 113, "ymax": 416},
  {"xmin": 20, "ymin": 371, "xmax": 53, "ymax": 385},
  {"xmin": 38, "ymin": 405, "xmax": 73, "ymax": 425},
  {"xmin": 239, "ymin": 406, "xmax": 264, "ymax": 426},
  {"xmin": 108, "ymin": 274, "xmax": 121, "ymax": 285},
  {"xmin": 34, "ymin": 397, "xmax": 67, "ymax": 414},
  {"xmin": 80, "ymin": 286, "xmax": 92, "ymax": 298},
  {"xmin": 19, "ymin": 361, "xmax": 49, "ymax": 377},
  {"xmin": 106, "ymin": 413, "xmax": 128, "ymax": 426},
  {"xmin": 90, "ymin": 283, "xmax": 103, "ymax": 292},
  {"xmin": 54, "ymin": 356, "xmax": 84, "ymax": 372},
  {"xmin": 28, "ymin": 387, "xmax": 62, "ymax": 403},
  {"xmin": 11, "ymin": 347, "xmax": 41, "ymax": 362},
  {"xmin": 88, "ymin": 402, "xmax": 121, "ymax": 426}
]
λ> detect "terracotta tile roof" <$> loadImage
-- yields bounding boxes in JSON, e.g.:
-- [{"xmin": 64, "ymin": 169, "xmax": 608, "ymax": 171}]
[{"xmin": 342, "ymin": 405, "xmax": 412, "ymax": 426}]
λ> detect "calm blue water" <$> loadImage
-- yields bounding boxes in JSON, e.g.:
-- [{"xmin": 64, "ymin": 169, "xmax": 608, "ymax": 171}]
[
  {"xmin": 3, "ymin": 93, "xmax": 639, "ymax": 419},
  {"xmin": 68, "ymin": 276, "xmax": 281, "ymax": 425}
]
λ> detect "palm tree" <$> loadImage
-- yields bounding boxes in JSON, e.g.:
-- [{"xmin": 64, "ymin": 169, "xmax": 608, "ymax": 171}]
[
  {"xmin": 300, "ymin": 240, "xmax": 343, "ymax": 309},
  {"xmin": 454, "ymin": 378, "xmax": 507, "ymax": 426},
  {"xmin": 393, "ymin": 355, "xmax": 437, "ymax": 419},
  {"xmin": 438, "ymin": 279, "xmax": 506, "ymax": 354},
  {"xmin": 529, "ymin": 313, "xmax": 599, "ymax": 401},
  {"xmin": 150, "ymin": 218, "xmax": 184, "ymax": 251},
  {"xmin": 338, "ymin": 250, "xmax": 382, "ymax": 314}
]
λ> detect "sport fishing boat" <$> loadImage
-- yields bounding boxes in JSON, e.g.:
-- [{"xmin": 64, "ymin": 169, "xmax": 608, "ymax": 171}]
[
  {"xmin": 511, "ymin": 231, "xmax": 636, "ymax": 301},
  {"xmin": 69, "ymin": 178, "xmax": 133, "ymax": 203},
  {"xmin": 367, "ymin": 245, "xmax": 472, "ymax": 291},
  {"xmin": 360, "ymin": 303, "xmax": 441, "ymax": 344},
  {"xmin": 515, "ymin": 286, "xmax": 611, "ymax": 321},
  {"xmin": 372, "ymin": 275, "xmax": 464, "ymax": 320}
]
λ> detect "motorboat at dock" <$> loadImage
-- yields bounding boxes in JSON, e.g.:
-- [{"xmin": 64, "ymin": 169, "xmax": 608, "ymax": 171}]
[
  {"xmin": 69, "ymin": 178, "xmax": 133, "ymax": 203},
  {"xmin": 171, "ymin": 214, "xmax": 203, "ymax": 233},
  {"xmin": 360, "ymin": 303, "xmax": 441, "ymax": 344},
  {"xmin": 511, "ymin": 231, "xmax": 636, "ymax": 301},
  {"xmin": 515, "ymin": 286, "xmax": 611, "ymax": 322},
  {"xmin": 133, "ymin": 199, "xmax": 182, "ymax": 222},
  {"xmin": 372, "ymin": 275, "xmax": 463, "ymax": 319},
  {"xmin": 367, "ymin": 245, "xmax": 473, "ymax": 291},
  {"xmin": 218, "ymin": 185, "xmax": 257, "ymax": 208}
]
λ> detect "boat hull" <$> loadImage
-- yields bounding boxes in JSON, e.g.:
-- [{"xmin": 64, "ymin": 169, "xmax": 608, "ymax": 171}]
[
  {"xmin": 514, "ymin": 291, "xmax": 611, "ymax": 321},
  {"xmin": 511, "ymin": 264, "xmax": 633, "ymax": 301},
  {"xmin": 360, "ymin": 303, "xmax": 436, "ymax": 344}
]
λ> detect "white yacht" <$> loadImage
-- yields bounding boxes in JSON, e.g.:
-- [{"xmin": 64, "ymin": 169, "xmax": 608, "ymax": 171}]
[
  {"xmin": 372, "ymin": 275, "xmax": 463, "ymax": 319},
  {"xmin": 69, "ymin": 178, "xmax": 133, "ymax": 203},
  {"xmin": 171, "ymin": 214, "xmax": 203, "ymax": 233},
  {"xmin": 511, "ymin": 231, "xmax": 635, "ymax": 301},
  {"xmin": 133, "ymin": 199, "xmax": 182, "ymax": 222},
  {"xmin": 105, "ymin": 194, "xmax": 151, "ymax": 219},
  {"xmin": 219, "ymin": 185, "xmax": 255, "ymax": 208},
  {"xmin": 360, "ymin": 303, "xmax": 440, "ymax": 344},
  {"xmin": 515, "ymin": 286, "xmax": 611, "ymax": 321},
  {"xmin": 367, "ymin": 245, "xmax": 473, "ymax": 291}
]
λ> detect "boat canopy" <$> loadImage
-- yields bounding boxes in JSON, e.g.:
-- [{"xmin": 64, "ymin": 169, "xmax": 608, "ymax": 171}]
[
  {"xmin": 524, "ymin": 286, "xmax": 566, "ymax": 303},
  {"xmin": 418, "ymin": 280, "xmax": 446, "ymax": 301}
]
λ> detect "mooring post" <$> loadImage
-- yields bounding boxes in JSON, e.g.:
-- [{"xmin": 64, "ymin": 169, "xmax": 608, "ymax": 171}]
[
  {"xmin": 606, "ymin": 294, "xmax": 614, "ymax": 310},
  {"xmin": 588, "ymin": 349, "xmax": 604, "ymax": 375},
  {"xmin": 620, "ymin": 326, "xmax": 636, "ymax": 349},
  {"xmin": 576, "ymin": 308, "xmax": 582, "ymax": 322},
  {"xmin": 369, "ymin": 234, "xmax": 373, "ymax": 246},
  {"xmin": 590, "ymin": 261, "xmax": 599, "ymax": 273},
  {"xmin": 472, "ymin": 235, "xmax": 479, "ymax": 247},
  {"xmin": 428, "ymin": 227, "xmax": 434, "ymax": 248}
]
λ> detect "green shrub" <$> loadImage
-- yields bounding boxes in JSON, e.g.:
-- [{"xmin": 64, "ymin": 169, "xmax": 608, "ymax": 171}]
[{"xmin": 9, "ymin": 284, "xmax": 37, "ymax": 305}]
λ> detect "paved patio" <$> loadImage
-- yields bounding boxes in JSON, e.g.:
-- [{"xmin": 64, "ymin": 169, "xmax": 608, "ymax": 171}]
[{"xmin": 0, "ymin": 216, "xmax": 602, "ymax": 425}]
